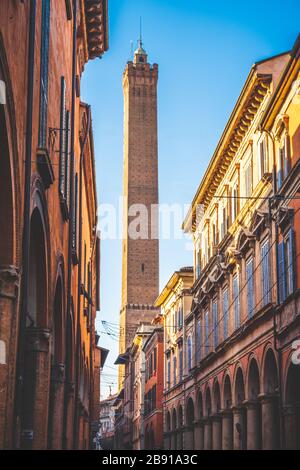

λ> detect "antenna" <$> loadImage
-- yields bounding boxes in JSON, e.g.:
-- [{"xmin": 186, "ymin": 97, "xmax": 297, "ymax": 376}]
[{"xmin": 139, "ymin": 16, "xmax": 143, "ymax": 47}]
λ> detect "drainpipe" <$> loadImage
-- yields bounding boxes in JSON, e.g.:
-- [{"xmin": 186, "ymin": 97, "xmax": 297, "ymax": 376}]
[
  {"xmin": 62, "ymin": 0, "xmax": 77, "ymax": 449},
  {"xmin": 13, "ymin": 0, "xmax": 36, "ymax": 449},
  {"xmin": 73, "ymin": 105, "xmax": 91, "ymax": 449}
]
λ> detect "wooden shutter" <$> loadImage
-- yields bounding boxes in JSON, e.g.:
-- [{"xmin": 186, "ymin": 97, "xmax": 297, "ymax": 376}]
[
  {"xmin": 223, "ymin": 288, "xmax": 229, "ymax": 340},
  {"xmin": 233, "ymin": 275, "xmax": 240, "ymax": 329},
  {"xmin": 59, "ymin": 77, "xmax": 67, "ymax": 197},
  {"xmin": 213, "ymin": 300, "xmax": 218, "ymax": 348},
  {"xmin": 278, "ymin": 241, "xmax": 286, "ymax": 303},
  {"xmin": 246, "ymin": 258, "xmax": 254, "ymax": 318},
  {"xmin": 287, "ymin": 228, "xmax": 295, "ymax": 295}
]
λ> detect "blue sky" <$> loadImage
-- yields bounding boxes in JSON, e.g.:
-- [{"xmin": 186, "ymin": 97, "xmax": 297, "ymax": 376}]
[{"xmin": 81, "ymin": 0, "xmax": 300, "ymax": 398}]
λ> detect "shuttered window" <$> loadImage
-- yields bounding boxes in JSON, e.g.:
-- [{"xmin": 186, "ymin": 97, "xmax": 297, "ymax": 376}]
[
  {"xmin": 286, "ymin": 229, "xmax": 295, "ymax": 296},
  {"xmin": 261, "ymin": 239, "xmax": 270, "ymax": 305},
  {"xmin": 246, "ymin": 257, "xmax": 254, "ymax": 318},
  {"xmin": 167, "ymin": 359, "xmax": 171, "ymax": 389},
  {"xmin": 196, "ymin": 317, "xmax": 201, "ymax": 363},
  {"xmin": 204, "ymin": 310, "xmax": 209, "ymax": 355},
  {"xmin": 38, "ymin": 0, "xmax": 51, "ymax": 148},
  {"xmin": 187, "ymin": 335, "xmax": 192, "ymax": 371},
  {"xmin": 179, "ymin": 348, "xmax": 183, "ymax": 382},
  {"xmin": 233, "ymin": 274, "xmax": 240, "ymax": 329},
  {"xmin": 59, "ymin": 77, "xmax": 70, "ymax": 218},
  {"xmin": 244, "ymin": 162, "xmax": 253, "ymax": 198},
  {"xmin": 279, "ymin": 229, "xmax": 296, "ymax": 302},
  {"xmin": 173, "ymin": 355, "xmax": 177, "ymax": 386},
  {"xmin": 223, "ymin": 287, "xmax": 229, "ymax": 340},
  {"xmin": 213, "ymin": 300, "xmax": 218, "ymax": 349},
  {"xmin": 72, "ymin": 173, "xmax": 78, "ymax": 258}
]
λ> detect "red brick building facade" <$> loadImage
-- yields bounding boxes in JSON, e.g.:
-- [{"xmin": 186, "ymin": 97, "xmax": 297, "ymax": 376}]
[
  {"xmin": 143, "ymin": 326, "xmax": 164, "ymax": 450},
  {"xmin": 0, "ymin": 0, "xmax": 108, "ymax": 449}
]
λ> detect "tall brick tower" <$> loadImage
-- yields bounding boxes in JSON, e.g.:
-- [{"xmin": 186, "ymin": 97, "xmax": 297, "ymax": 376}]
[{"xmin": 118, "ymin": 39, "xmax": 159, "ymax": 380}]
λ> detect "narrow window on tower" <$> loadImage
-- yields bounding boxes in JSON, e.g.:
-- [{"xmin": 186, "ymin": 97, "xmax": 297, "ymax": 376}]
[
  {"xmin": 141, "ymin": 263, "xmax": 145, "ymax": 273},
  {"xmin": 39, "ymin": 0, "xmax": 51, "ymax": 149}
]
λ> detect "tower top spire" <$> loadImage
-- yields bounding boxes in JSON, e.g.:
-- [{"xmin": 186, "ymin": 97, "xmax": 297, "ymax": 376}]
[{"xmin": 134, "ymin": 17, "xmax": 147, "ymax": 64}]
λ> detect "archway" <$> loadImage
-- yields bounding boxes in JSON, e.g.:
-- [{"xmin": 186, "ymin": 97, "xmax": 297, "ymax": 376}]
[
  {"xmin": 185, "ymin": 397, "xmax": 195, "ymax": 449},
  {"xmin": 172, "ymin": 408, "xmax": 177, "ymax": 450},
  {"xmin": 285, "ymin": 362, "xmax": 300, "ymax": 449},
  {"xmin": 247, "ymin": 358, "xmax": 262, "ymax": 449},
  {"xmin": 262, "ymin": 349, "xmax": 280, "ymax": 449},
  {"xmin": 222, "ymin": 375, "xmax": 233, "ymax": 450},
  {"xmin": 177, "ymin": 405, "xmax": 183, "ymax": 450},
  {"xmin": 21, "ymin": 208, "xmax": 48, "ymax": 449},
  {"xmin": 234, "ymin": 368, "xmax": 246, "ymax": 449},
  {"xmin": 47, "ymin": 276, "xmax": 64, "ymax": 449}
]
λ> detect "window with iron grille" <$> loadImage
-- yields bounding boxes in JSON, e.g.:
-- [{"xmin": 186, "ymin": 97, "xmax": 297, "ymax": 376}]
[{"xmin": 38, "ymin": 0, "xmax": 51, "ymax": 148}]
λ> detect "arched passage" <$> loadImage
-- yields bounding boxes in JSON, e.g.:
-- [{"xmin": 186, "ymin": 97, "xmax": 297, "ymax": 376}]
[
  {"xmin": 284, "ymin": 362, "xmax": 300, "ymax": 449},
  {"xmin": 177, "ymin": 405, "xmax": 183, "ymax": 450},
  {"xmin": 234, "ymin": 368, "xmax": 246, "ymax": 450},
  {"xmin": 185, "ymin": 397, "xmax": 195, "ymax": 450},
  {"xmin": 171, "ymin": 408, "xmax": 177, "ymax": 450},
  {"xmin": 261, "ymin": 349, "xmax": 280, "ymax": 449},
  {"xmin": 222, "ymin": 375, "xmax": 233, "ymax": 450},
  {"xmin": 246, "ymin": 358, "xmax": 262, "ymax": 450},
  {"xmin": 21, "ymin": 207, "xmax": 48, "ymax": 449},
  {"xmin": 47, "ymin": 275, "xmax": 64, "ymax": 449}
]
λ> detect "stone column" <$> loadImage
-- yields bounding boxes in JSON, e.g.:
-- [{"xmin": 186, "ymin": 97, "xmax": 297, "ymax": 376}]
[
  {"xmin": 171, "ymin": 430, "xmax": 177, "ymax": 450},
  {"xmin": 260, "ymin": 394, "xmax": 278, "ymax": 450},
  {"xmin": 212, "ymin": 415, "xmax": 222, "ymax": 450},
  {"xmin": 203, "ymin": 418, "xmax": 212, "ymax": 450},
  {"xmin": 283, "ymin": 405, "xmax": 296, "ymax": 450},
  {"xmin": 47, "ymin": 362, "xmax": 65, "ymax": 449},
  {"xmin": 0, "ymin": 265, "xmax": 19, "ymax": 449},
  {"xmin": 244, "ymin": 400, "xmax": 260, "ymax": 450},
  {"xmin": 221, "ymin": 409, "xmax": 233, "ymax": 450},
  {"xmin": 184, "ymin": 425, "xmax": 194, "ymax": 450},
  {"xmin": 176, "ymin": 428, "xmax": 183, "ymax": 450},
  {"xmin": 194, "ymin": 419, "xmax": 204, "ymax": 450},
  {"xmin": 232, "ymin": 406, "xmax": 245, "ymax": 450}
]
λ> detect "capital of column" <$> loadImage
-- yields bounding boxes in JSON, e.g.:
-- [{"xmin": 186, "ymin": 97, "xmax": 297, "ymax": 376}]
[
  {"xmin": 220, "ymin": 408, "xmax": 233, "ymax": 417},
  {"xmin": 231, "ymin": 405, "xmax": 244, "ymax": 415},
  {"xmin": 0, "ymin": 265, "xmax": 19, "ymax": 299},
  {"xmin": 258, "ymin": 393, "xmax": 278, "ymax": 405},
  {"xmin": 243, "ymin": 399, "xmax": 258, "ymax": 410},
  {"xmin": 25, "ymin": 327, "xmax": 51, "ymax": 353},
  {"xmin": 211, "ymin": 413, "xmax": 222, "ymax": 423}
]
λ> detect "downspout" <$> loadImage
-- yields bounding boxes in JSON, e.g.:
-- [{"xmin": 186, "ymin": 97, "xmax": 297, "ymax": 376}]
[
  {"xmin": 63, "ymin": 0, "xmax": 77, "ymax": 449},
  {"xmin": 14, "ymin": 0, "xmax": 36, "ymax": 449},
  {"xmin": 73, "ymin": 105, "xmax": 91, "ymax": 449}
]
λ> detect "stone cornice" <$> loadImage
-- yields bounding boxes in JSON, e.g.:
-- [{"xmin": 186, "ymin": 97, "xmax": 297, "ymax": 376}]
[
  {"xmin": 83, "ymin": 0, "xmax": 109, "ymax": 61},
  {"xmin": 183, "ymin": 73, "xmax": 272, "ymax": 232}
]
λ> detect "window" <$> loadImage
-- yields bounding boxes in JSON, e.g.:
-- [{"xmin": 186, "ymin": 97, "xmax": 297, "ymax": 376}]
[
  {"xmin": 178, "ymin": 305, "xmax": 183, "ymax": 329},
  {"xmin": 204, "ymin": 310, "xmax": 209, "ymax": 355},
  {"xmin": 59, "ymin": 77, "xmax": 70, "ymax": 216},
  {"xmin": 212, "ymin": 300, "xmax": 218, "ymax": 348},
  {"xmin": 38, "ymin": 0, "xmax": 51, "ymax": 148},
  {"xmin": 153, "ymin": 347, "xmax": 157, "ymax": 372},
  {"xmin": 233, "ymin": 274, "xmax": 240, "ymax": 329},
  {"xmin": 167, "ymin": 358, "xmax": 171, "ymax": 389},
  {"xmin": 223, "ymin": 287, "xmax": 229, "ymax": 340},
  {"xmin": 246, "ymin": 257, "xmax": 254, "ymax": 318},
  {"xmin": 244, "ymin": 162, "xmax": 253, "ymax": 198},
  {"xmin": 173, "ymin": 355, "xmax": 177, "ymax": 386},
  {"xmin": 278, "ymin": 229, "xmax": 295, "ymax": 302},
  {"xmin": 196, "ymin": 317, "xmax": 201, "ymax": 363},
  {"xmin": 187, "ymin": 335, "xmax": 192, "ymax": 371},
  {"xmin": 277, "ymin": 135, "xmax": 290, "ymax": 189},
  {"xmin": 212, "ymin": 221, "xmax": 218, "ymax": 247},
  {"xmin": 261, "ymin": 239, "xmax": 271, "ymax": 305},
  {"xmin": 196, "ymin": 249, "xmax": 201, "ymax": 278},
  {"xmin": 72, "ymin": 173, "xmax": 78, "ymax": 259},
  {"xmin": 232, "ymin": 185, "xmax": 239, "ymax": 222},
  {"xmin": 179, "ymin": 348, "xmax": 183, "ymax": 382},
  {"xmin": 258, "ymin": 138, "xmax": 268, "ymax": 179}
]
